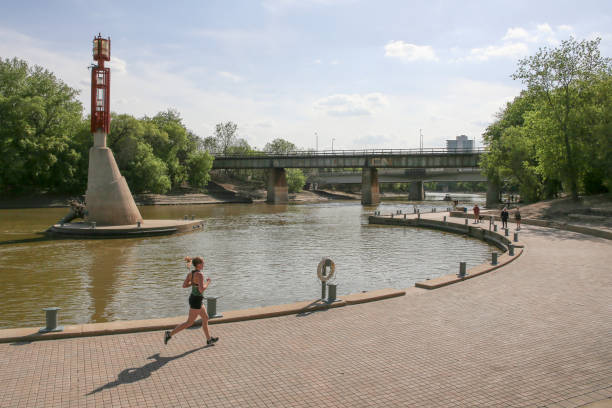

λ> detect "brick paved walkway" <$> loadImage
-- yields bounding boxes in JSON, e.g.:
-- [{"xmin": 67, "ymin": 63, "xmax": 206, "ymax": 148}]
[{"xmin": 1, "ymin": 218, "xmax": 611, "ymax": 407}]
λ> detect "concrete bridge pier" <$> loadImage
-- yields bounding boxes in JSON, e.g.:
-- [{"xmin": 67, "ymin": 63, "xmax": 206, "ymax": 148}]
[
  {"xmin": 486, "ymin": 179, "xmax": 500, "ymax": 208},
  {"xmin": 267, "ymin": 168, "xmax": 288, "ymax": 204},
  {"xmin": 361, "ymin": 168, "xmax": 380, "ymax": 205},
  {"xmin": 409, "ymin": 181, "xmax": 424, "ymax": 201}
]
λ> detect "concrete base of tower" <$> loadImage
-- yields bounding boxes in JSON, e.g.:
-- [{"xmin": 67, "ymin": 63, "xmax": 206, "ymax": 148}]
[
  {"xmin": 85, "ymin": 143, "xmax": 142, "ymax": 226},
  {"xmin": 46, "ymin": 219, "xmax": 205, "ymax": 238}
]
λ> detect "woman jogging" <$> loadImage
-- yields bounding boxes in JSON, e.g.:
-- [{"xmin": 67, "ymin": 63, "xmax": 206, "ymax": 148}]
[
  {"xmin": 165, "ymin": 256, "xmax": 219, "ymax": 346},
  {"xmin": 515, "ymin": 208, "xmax": 522, "ymax": 230}
]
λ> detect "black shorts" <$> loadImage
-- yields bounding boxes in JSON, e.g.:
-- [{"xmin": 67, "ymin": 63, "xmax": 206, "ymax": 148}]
[{"xmin": 189, "ymin": 294, "xmax": 203, "ymax": 309}]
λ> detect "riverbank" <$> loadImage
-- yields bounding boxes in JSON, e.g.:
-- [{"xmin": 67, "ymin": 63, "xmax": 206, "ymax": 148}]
[{"xmin": 480, "ymin": 193, "xmax": 612, "ymax": 237}]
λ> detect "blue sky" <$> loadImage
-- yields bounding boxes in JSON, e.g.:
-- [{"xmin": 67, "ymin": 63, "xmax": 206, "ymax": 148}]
[{"xmin": 1, "ymin": 0, "xmax": 610, "ymax": 150}]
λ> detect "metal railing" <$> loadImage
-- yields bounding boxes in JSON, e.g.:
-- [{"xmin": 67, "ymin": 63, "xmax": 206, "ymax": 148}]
[{"xmin": 212, "ymin": 147, "xmax": 487, "ymax": 159}]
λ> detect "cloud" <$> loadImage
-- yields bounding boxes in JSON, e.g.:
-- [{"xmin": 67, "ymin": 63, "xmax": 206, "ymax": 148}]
[
  {"xmin": 502, "ymin": 27, "xmax": 531, "ymax": 42},
  {"xmin": 458, "ymin": 23, "xmax": 576, "ymax": 62},
  {"xmin": 384, "ymin": 41, "xmax": 438, "ymax": 62},
  {"xmin": 313, "ymin": 93, "xmax": 388, "ymax": 116},
  {"xmin": 467, "ymin": 42, "xmax": 529, "ymax": 61},
  {"xmin": 218, "ymin": 71, "xmax": 244, "ymax": 82}
]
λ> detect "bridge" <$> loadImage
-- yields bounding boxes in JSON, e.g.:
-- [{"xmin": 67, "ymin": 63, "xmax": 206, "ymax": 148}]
[
  {"xmin": 308, "ymin": 168, "xmax": 486, "ymax": 184},
  {"xmin": 212, "ymin": 148, "xmax": 490, "ymax": 205}
]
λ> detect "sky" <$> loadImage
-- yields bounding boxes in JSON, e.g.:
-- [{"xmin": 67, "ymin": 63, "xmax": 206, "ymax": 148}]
[{"xmin": 1, "ymin": 0, "xmax": 611, "ymax": 151}]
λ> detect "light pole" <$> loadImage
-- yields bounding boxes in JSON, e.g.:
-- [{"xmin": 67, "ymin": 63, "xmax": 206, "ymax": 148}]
[
  {"xmin": 315, "ymin": 132, "xmax": 318, "ymax": 152},
  {"xmin": 332, "ymin": 138, "xmax": 336, "ymax": 152}
]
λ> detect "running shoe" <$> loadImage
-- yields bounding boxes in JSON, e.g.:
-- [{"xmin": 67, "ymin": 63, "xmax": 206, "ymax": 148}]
[
  {"xmin": 164, "ymin": 331, "xmax": 172, "ymax": 345},
  {"xmin": 206, "ymin": 336, "xmax": 219, "ymax": 345}
]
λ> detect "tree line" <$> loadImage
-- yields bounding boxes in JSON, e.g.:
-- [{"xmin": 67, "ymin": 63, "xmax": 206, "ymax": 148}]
[
  {"xmin": 0, "ymin": 57, "xmax": 306, "ymax": 196},
  {"xmin": 481, "ymin": 37, "xmax": 611, "ymax": 202}
]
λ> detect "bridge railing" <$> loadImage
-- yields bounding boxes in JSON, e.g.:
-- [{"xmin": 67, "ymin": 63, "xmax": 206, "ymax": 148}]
[{"xmin": 212, "ymin": 147, "xmax": 487, "ymax": 159}]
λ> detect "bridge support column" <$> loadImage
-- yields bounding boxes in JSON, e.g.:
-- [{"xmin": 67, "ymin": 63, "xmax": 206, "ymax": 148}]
[
  {"xmin": 267, "ymin": 168, "xmax": 288, "ymax": 204},
  {"xmin": 486, "ymin": 179, "xmax": 500, "ymax": 208},
  {"xmin": 409, "ymin": 181, "xmax": 424, "ymax": 201},
  {"xmin": 361, "ymin": 168, "xmax": 379, "ymax": 205}
]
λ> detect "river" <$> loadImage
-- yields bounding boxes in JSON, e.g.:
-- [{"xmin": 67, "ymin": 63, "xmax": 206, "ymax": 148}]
[{"xmin": 0, "ymin": 195, "xmax": 492, "ymax": 329}]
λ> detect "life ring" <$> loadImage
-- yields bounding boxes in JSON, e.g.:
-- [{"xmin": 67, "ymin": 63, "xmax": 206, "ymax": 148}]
[{"xmin": 317, "ymin": 258, "xmax": 335, "ymax": 282}]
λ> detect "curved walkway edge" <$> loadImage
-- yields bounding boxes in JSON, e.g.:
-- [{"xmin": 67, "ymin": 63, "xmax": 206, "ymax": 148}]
[{"xmin": 0, "ymin": 288, "xmax": 406, "ymax": 344}]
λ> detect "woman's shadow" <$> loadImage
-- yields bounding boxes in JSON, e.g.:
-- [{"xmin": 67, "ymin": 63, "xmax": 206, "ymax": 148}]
[{"xmin": 87, "ymin": 345, "xmax": 208, "ymax": 395}]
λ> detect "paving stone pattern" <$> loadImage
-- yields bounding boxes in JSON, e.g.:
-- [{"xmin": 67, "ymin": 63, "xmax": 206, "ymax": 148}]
[{"xmin": 1, "ymin": 220, "xmax": 611, "ymax": 407}]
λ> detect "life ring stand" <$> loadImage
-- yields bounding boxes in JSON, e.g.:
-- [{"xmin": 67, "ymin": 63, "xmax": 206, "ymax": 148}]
[{"xmin": 317, "ymin": 258, "xmax": 335, "ymax": 282}]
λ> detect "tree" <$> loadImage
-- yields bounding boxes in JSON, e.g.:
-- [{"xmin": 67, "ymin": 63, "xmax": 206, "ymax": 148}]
[
  {"xmin": 186, "ymin": 151, "xmax": 214, "ymax": 189},
  {"xmin": 286, "ymin": 168, "xmax": 306, "ymax": 193},
  {"xmin": 108, "ymin": 114, "xmax": 171, "ymax": 193},
  {"xmin": 512, "ymin": 37, "xmax": 612, "ymax": 198},
  {"xmin": 0, "ymin": 58, "xmax": 87, "ymax": 194},
  {"xmin": 264, "ymin": 138, "xmax": 297, "ymax": 154},
  {"xmin": 215, "ymin": 121, "xmax": 238, "ymax": 155},
  {"xmin": 201, "ymin": 136, "xmax": 219, "ymax": 154}
]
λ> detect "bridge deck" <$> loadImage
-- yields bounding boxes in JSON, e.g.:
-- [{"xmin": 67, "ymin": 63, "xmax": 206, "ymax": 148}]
[{"xmin": 212, "ymin": 148, "xmax": 486, "ymax": 169}]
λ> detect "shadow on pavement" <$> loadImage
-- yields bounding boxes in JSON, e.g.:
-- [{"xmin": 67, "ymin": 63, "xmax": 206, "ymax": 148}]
[
  {"xmin": 296, "ymin": 300, "xmax": 331, "ymax": 318},
  {"xmin": 87, "ymin": 345, "xmax": 208, "ymax": 395}
]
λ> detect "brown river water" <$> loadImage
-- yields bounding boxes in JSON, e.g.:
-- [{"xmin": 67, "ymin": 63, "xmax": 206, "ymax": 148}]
[{"xmin": 0, "ymin": 196, "xmax": 492, "ymax": 329}]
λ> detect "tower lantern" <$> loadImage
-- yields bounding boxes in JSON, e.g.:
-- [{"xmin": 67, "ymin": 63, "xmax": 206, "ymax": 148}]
[{"xmin": 91, "ymin": 34, "xmax": 111, "ymax": 134}]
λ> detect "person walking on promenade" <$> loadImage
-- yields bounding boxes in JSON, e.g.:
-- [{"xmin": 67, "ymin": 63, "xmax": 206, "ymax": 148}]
[
  {"xmin": 515, "ymin": 208, "xmax": 522, "ymax": 230},
  {"xmin": 501, "ymin": 207, "xmax": 509, "ymax": 229},
  {"xmin": 165, "ymin": 256, "xmax": 219, "ymax": 346},
  {"xmin": 473, "ymin": 204, "xmax": 480, "ymax": 223}
]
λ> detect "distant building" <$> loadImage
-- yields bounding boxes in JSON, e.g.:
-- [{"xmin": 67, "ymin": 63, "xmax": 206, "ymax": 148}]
[{"xmin": 446, "ymin": 135, "xmax": 474, "ymax": 151}]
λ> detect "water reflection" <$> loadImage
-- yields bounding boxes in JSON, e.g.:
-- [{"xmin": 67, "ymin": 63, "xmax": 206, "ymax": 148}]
[{"xmin": 86, "ymin": 239, "xmax": 139, "ymax": 322}]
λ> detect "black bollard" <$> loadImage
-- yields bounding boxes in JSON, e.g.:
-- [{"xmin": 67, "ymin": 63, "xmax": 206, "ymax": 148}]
[
  {"xmin": 39, "ymin": 307, "xmax": 63, "ymax": 333},
  {"xmin": 457, "ymin": 262, "xmax": 467, "ymax": 278},
  {"xmin": 505, "ymin": 228, "xmax": 509, "ymax": 237},
  {"xmin": 491, "ymin": 252, "xmax": 498, "ymax": 265},
  {"xmin": 494, "ymin": 224, "xmax": 498, "ymax": 232},
  {"xmin": 327, "ymin": 283, "xmax": 337, "ymax": 303},
  {"xmin": 514, "ymin": 232, "xmax": 519, "ymax": 242},
  {"xmin": 508, "ymin": 245, "xmax": 515, "ymax": 256},
  {"xmin": 205, "ymin": 297, "xmax": 223, "ymax": 318}
]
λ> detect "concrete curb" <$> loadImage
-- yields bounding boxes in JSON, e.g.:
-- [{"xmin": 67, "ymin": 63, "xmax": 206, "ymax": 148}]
[{"xmin": 0, "ymin": 288, "xmax": 405, "ymax": 344}]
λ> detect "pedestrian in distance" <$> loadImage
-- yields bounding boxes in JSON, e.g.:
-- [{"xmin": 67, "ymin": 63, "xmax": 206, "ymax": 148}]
[
  {"xmin": 164, "ymin": 256, "xmax": 219, "ymax": 346},
  {"xmin": 472, "ymin": 204, "xmax": 480, "ymax": 223},
  {"xmin": 501, "ymin": 207, "xmax": 509, "ymax": 229},
  {"xmin": 515, "ymin": 208, "xmax": 521, "ymax": 231}
]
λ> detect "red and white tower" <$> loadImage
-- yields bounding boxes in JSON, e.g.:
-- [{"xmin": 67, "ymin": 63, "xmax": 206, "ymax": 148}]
[{"xmin": 85, "ymin": 34, "xmax": 142, "ymax": 225}]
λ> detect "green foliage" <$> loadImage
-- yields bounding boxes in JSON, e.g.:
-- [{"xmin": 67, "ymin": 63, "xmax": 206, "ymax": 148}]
[
  {"xmin": 286, "ymin": 168, "xmax": 306, "ymax": 193},
  {"xmin": 0, "ymin": 58, "xmax": 88, "ymax": 194},
  {"xmin": 186, "ymin": 151, "xmax": 214, "ymax": 189},
  {"xmin": 483, "ymin": 37, "xmax": 612, "ymax": 201},
  {"xmin": 511, "ymin": 37, "xmax": 612, "ymax": 198},
  {"xmin": 264, "ymin": 138, "xmax": 297, "ymax": 154},
  {"xmin": 215, "ymin": 121, "xmax": 238, "ymax": 155},
  {"xmin": 108, "ymin": 114, "xmax": 172, "ymax": 193}
]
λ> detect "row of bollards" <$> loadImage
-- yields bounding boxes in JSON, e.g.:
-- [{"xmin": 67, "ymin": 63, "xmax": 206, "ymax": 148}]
[
  {"xmin": 38, "ymin": 296, "xmax": 225, "ymax": 334},
  {"xmin": 184, "ymin": 215, "xmax": 196, "ymax": 220}
]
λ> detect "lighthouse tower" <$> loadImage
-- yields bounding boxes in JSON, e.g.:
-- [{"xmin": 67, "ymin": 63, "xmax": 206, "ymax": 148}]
[{"xmin": 85, "ymin": 34, "xmax": 142, "ymax": 225}]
